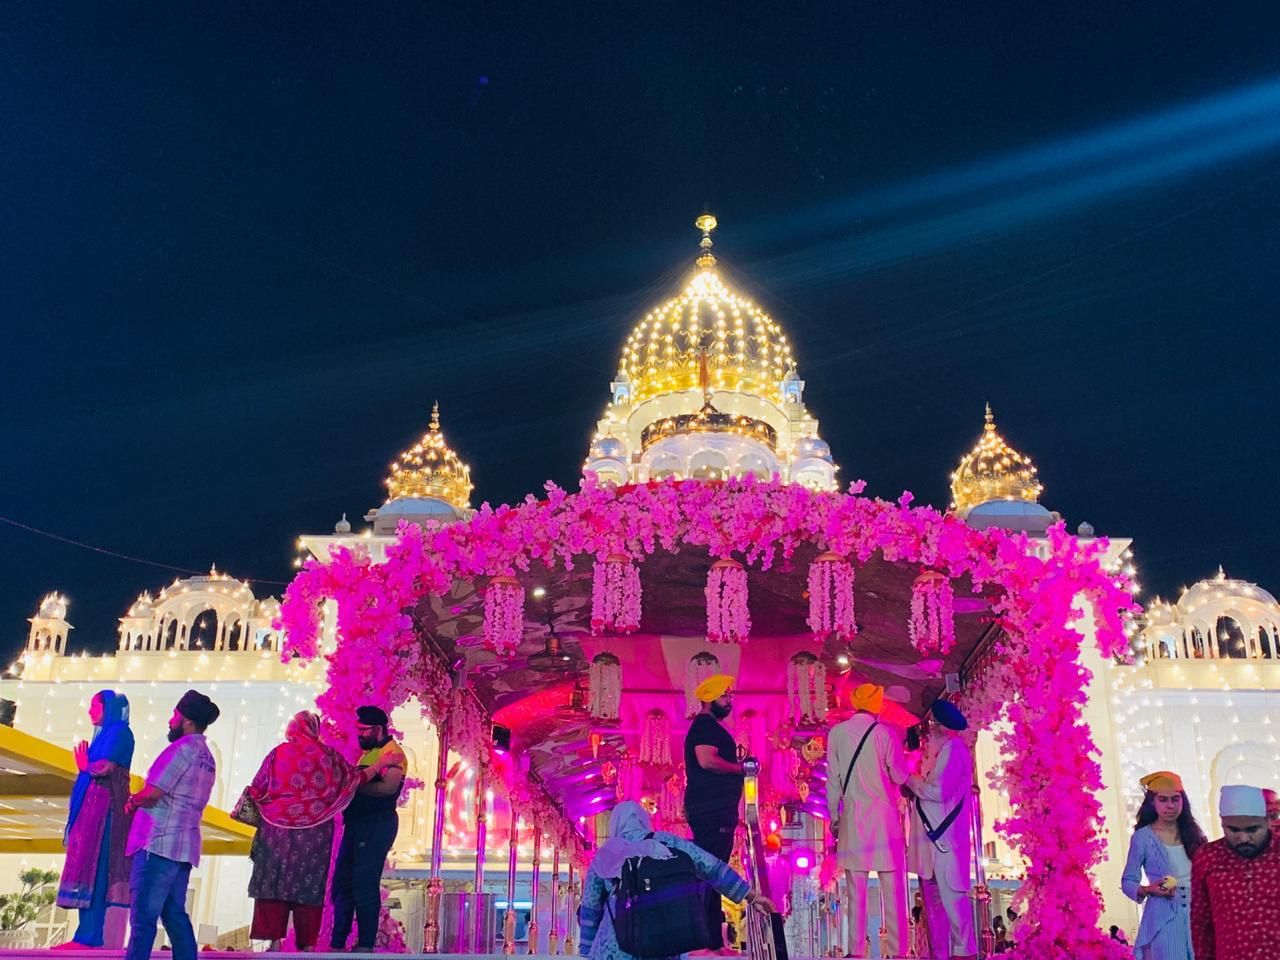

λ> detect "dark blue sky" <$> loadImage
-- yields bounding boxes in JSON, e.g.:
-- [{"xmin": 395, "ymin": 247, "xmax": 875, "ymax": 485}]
[{"xmin": 3, "ymin": 2, "xmax": 1279, "ymax": 662}]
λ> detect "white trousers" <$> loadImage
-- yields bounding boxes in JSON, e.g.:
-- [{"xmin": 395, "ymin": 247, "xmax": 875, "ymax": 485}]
[
  {"xmin": 920, "ymin": 874, "xmax": 977, "ymax": 959},
  {"xmin": 845, "ymin": 869, "xmax": 908, "ymax": 958}
]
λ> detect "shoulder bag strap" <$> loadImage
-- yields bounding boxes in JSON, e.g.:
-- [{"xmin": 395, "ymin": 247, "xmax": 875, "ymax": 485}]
[
  {"xmin": 841, "ymin": 721, "xmax": 879, "ymax": 798},
  {"xmin": 914, "ymin": 797, "xmax": 965, "ymax": 847}
]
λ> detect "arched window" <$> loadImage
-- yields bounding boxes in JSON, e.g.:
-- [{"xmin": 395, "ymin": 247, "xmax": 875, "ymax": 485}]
[
  {"xmin": 1260, "ymin": 626, "xmax": 1276, "ymax": 660},
  {"xmin": 1189, "ymin": 627, "xmax": 1206, "ymax": 659},
  {"xmin": 187, "ymin": 609, "xmax": 219, "ymax": 650},
  {"xmin": 649, "ymin": 454, "xmax": 682, "ymax": 481},
  {"xmin": 689, "ymin": 450, "xmax": 729, "ymax": 481},
  {"xmin": 1216, "ymin": 616, "xmax": 1248, "ymax": 659}
]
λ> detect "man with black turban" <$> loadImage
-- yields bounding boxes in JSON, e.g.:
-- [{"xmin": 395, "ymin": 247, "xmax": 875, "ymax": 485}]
[
  {"xmin": 122, "ymin": 690, "xmax": 220, "ymax": 960},
  {"xmin": 329, "ymin": 705, "xmax": 405, "ymax": 952}
]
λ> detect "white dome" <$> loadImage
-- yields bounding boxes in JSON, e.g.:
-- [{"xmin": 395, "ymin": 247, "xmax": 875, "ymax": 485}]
[
  {"xmin": 792, "ymin": 435, "xmax": 833, "ymax": 463},
  {"xmin": 590, "ymin": 436, "xmax": 627, "ymax": 460},
  {"xmin": 38, "ymin": 594, "xmax": 67, "ymax": 620},
  {"xmin": 378, "ymin": 496, "xmax": 461, "ymax": 519},
  {"xmin": 964, "ymin": 499, "xmax": 1054, "ymax": 534},
  {"xmin": 1178, "ymin": 570, "xmax": 1278, "ymax": 613}
]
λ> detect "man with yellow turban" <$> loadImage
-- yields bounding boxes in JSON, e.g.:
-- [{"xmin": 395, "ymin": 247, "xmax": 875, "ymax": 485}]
[
  {"xmin": 825, "ymin": 683, "xmax": 910, "ymax": 958},
  {"xmin": 684, "ymin": 674, "xmax": 744, "ymax": 950}
]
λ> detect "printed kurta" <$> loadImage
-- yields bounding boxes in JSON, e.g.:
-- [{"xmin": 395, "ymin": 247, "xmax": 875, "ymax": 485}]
[{"xmin": 1190, "ymin": 834, "xmax": 1280, "ymax": 960}]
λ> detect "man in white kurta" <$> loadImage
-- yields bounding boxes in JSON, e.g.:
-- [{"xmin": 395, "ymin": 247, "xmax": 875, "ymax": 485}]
[
  {"xmin": 906, "ymin": 699, "xmax": 976, "ymax": 960},
  {"xmin": 826, "ymin": 683, "xmax": 910, "ymax": 958}
]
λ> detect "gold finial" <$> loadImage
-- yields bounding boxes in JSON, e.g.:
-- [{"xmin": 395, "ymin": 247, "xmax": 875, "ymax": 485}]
[
  {"xmin": 430, "ymin": 400, "xmax": 441, "ymax": 431},
  {"xmin": 984, "ymin": 402, "xmax": 995, "ymax": 430},
  {"xmin": 695, "ymin": 213, "xmax": 718, "ymax": 268}
]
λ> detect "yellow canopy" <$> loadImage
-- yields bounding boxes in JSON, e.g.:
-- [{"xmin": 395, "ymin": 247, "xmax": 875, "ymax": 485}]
[{"xmin": 0, "ymin": 723, "xmax": 254, "ymax": 856}]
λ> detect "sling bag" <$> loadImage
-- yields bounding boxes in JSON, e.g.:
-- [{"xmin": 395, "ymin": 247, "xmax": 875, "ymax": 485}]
[
  {"xmin": 914, "ymin": 797, "xmax": 965, "ymax": 847},
  {"xmin": 839, "ymin": 720, "xmax": 879, "ymax": 808}
]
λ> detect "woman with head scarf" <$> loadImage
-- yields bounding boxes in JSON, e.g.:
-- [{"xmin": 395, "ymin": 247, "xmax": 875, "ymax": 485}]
[
  {"xmin": 244, "ymin": 710, "xmax": 378, "ymax": 952},
  {"xmin": 56, "ymin": 690, "xmax": 135, "ymax": 948},
  {"xmin": 1120, "ymin": 770, "xmax": 1206, "ymax": 960},
  {"xmin": 578, "ymin": 800, "xmax": 774, "ymax": 960}
]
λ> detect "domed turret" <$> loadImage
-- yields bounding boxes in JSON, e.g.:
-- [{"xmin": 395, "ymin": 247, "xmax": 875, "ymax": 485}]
[
  {"xmin": 586, "ymin": 216, "xmax": 838, "ymax": 489},
  {"xmin": 368, "ymin": 403, "xmax": 474, "ymax": 533},
  {"xmin": 951, "ymin": 405, "xmax": 1047, "ymax": 529}
]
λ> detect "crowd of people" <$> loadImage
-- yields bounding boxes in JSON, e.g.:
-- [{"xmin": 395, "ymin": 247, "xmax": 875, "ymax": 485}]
[
  {"xmin": 54, "ymin": 689, "xmax": 406, "ymax": 957},
  {"xmin": 1120, "ymin": 771, "xmax": 1280, "ymax": 959},
  {"xmin": 47, "ymin": 680, "xmax": 1280, "ymax": 960}
]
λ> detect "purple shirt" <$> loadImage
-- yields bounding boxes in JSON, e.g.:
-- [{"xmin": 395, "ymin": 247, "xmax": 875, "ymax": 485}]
[{"xmin": 126, "ymin": 734, "xmax": 216, "ymax": 866}]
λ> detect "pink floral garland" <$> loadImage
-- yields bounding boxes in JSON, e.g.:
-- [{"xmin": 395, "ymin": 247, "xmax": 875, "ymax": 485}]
[
  {"xmin": 279, "ymin": 477, "xmax": 1136, "ymax": 959},
  {"xmin": 909, "ymin": 571, "xmax": 956, "ymax": 655},
  {"xmin": 806, "ymin": 552, "xmax": 856, "ymax": 640},
  {"xmin": 591, "ymin": 554, "xmax": 641, "ymax": 635},
  {"xmin": 483, "ymin": 575, "xmax": 525, "ymax": 656},
  {"xmin": 706, "ymin": 557, "xmax": 750, "ymax": 643}
]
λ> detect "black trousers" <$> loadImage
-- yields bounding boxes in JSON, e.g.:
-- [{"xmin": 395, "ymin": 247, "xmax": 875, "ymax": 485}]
[
  {"xmin": 689, "ymin": 817, "xmax": 737, "ymax": 948},
  {"xmin": 330, "ymin": 811, "xmax": 398, "ymax": 949}
]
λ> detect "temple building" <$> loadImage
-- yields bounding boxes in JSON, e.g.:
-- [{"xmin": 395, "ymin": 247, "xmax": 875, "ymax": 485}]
[{"xmin": 0, "ymin": 216, "xmax": 1275, "ymax": 950}]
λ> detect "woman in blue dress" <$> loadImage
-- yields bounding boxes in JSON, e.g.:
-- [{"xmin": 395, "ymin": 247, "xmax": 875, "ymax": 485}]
[
  {"xmin": 1120, "ymin": 770, "xmax": 1207, "ymax": 960},
  {"xmin": 578, "ymin": 801, "xmax": 774, "ymax": 960}
]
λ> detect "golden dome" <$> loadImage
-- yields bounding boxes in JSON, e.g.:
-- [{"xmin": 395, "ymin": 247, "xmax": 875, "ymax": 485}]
[
  {"xmin": 950, "ymin": 404, "xmax": 1044, "ymax": 513},
  {"xmin": 385, "ymin": 403, "xmax": 473, "ymax": 509},
  {"xmin": 616, "ymin": 217, "xmax": 794, "ymax": 406}
]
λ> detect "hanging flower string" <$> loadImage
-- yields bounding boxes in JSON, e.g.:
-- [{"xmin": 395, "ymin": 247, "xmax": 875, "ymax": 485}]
[
  {"xmin": 806, "ymin": 551, "xmax": 856, "ymax": 640},
  {"xmin": 483, "ymin": 575, "xmax": 525, "ymax": 656},
  {"xmin": 279, "ymin": 476, "xmax": 1138, "ymax": 960},
  {"xmin": 590, "ymin": 554, "xmax": 641, "ymax": 635},
  {"xmin": 909, "ymin": 571, "xmax": 956, "ymax": 656},
  {"xmin": 705, "ymin": 557, "xmax": 750, "ymax": 643}
]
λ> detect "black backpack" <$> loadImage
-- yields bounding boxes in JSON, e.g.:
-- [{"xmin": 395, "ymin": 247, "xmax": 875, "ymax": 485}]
[{"xmin": 607, "ymin": 836, "xmax": 718, "ymax": 958}]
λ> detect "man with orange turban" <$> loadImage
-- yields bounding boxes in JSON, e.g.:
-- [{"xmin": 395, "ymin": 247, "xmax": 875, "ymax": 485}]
[
  {"xmin": 684, "ymin": 674, "xmax": 745, "ymax": 950},
  {"xmin": 825, "ymin": 683, "xmax": 910, "ymax": 958}
]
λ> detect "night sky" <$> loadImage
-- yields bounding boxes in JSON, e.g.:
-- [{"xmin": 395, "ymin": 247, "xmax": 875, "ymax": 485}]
[{"xmin": 3, "ymin": 3, "xmax": 1279, "ymax": 664}]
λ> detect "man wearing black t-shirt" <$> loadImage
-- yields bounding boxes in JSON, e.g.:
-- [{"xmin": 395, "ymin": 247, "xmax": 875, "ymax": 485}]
[{"xmin": 684, "ymin": 673, "xmax": 745, "ymax": 948}]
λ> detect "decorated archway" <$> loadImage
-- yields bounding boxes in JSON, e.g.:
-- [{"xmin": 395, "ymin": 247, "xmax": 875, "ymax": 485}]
[{"xmin": 280, "ymin": 476, "xmax": 1136, "ymax": 960}]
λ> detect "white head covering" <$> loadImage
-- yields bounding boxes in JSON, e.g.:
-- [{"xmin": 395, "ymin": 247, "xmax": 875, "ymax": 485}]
[
  {"xmin": 592, "ymin": 801, "xmax": 675, "ymax": 880},
  {"xmin": 1220, "ymin": 784, "xmax": 1267, "ymax": 818}
]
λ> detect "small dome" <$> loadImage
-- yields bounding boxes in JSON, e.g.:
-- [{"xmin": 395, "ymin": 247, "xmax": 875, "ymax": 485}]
[
  {"xmin": 615, "ymin": 217, "xmax": 795, "ymax": 406},
  {"xmin": 255, "ymin": 597, "xmax": 281, "ymax": 617},
  {"xmin": 385, "ymin": 403, "xmax": 473, "ymax": 510},
  {"xmin": 38, "ymin": 593, "xmax": 68, "ymax": 620},
  {"xmin": 376, "ymin": 497, "xmax": 462, "ymax": 519},
  {"xmin": 1178, "ymin": 567, "xmax": 1278, "ymax": 612},
  {"xmin": 964, "ymin": 498, "xmax": 1054, "ymax": 534},
  {"xmin": 589, "ymin": 436, "xmax": 627, "ymax": 461},
  {"xmin": 792, "ymin": 435, "xmax": 833, "ymax": 463},
  {"xmin": 1077, "ymin": 521, "xmax": 1095, "ymax": 538},
  {"xmin": 334, "ymin": 513, "xmax": 352, "ymax": 534},
  {"xmin": 950, "ymin": 404, "xmax": 1044, "ymax": 515}
]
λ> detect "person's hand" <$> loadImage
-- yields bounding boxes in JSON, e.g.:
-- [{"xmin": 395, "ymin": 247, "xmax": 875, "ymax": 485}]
[
  {"xmin": 748, "ymin": 893, "xmax": 776, "ymax": 915},
  {"xmin": 124, "ymin": 793, "xmax": 137, "ymax": 815},
  {"xmin": 73, "ymin": 741, "xmax": 89, "ymax": 772},
  {"xmin": 1140, "ymin": 883, "xmax": 1173, "ymax": 899}
]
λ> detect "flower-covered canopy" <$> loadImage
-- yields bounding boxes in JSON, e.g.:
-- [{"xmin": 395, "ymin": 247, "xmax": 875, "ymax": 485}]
[{"xmin": 280, "ymin": 476, "xmax": 1136, "ymax": 960}]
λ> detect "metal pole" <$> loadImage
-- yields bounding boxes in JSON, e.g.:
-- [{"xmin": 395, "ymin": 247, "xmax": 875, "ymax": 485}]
[
  {"xmin": 474, "ymin": 765, "xmax": 488, "ymax": 954},
  {"xmin": 527, "ymin": 829, "xmax": 542, "ymax": 954},
  {"xmin": 563, "ymin": 860, "xmax": 576, "ymax": 956},
  {"xmin": 424, "ymin": 719, "xmax": 451, "ymax": 954},
  {"xmin": 504, "ymin": 812, "xmax": 519, "ymax": 954},
  {"xmin": 548, "ymin": 847, "xmax": 561, "ymax": 955},
  {"xmin": 971, "ymin": 754, "xmax": 994, "ymax": 959}
]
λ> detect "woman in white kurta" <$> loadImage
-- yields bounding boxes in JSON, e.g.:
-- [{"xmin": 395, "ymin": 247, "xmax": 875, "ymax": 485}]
[{"xmin": 825, "ymin": 683, "xmax": 910, "ymax": 958}]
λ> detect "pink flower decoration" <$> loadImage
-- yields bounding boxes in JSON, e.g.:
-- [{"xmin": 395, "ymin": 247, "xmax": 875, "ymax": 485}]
[
  {"xmin": 591, "ymin": 554, "xmax": 642, "ymax": 635},
  {"xmin": 706, "ymin": 557, "xmax": 750, "ymax": 643},
  {"xmin": 807, "ymin": 551, "xmax": 856, "ymax": 641},
  {"xmin": 909, "ymin": 571, "xmax": 956, "ymax": 655},
  {"xmin": 483, "ymin": 575, "xmax": 524, "ymax": 656}
]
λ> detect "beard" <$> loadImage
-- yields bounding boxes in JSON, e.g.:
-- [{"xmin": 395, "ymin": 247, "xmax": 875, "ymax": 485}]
[
  {"xmin": 357, "ymin": 733, "xmax": 380, "ymax": 750},
  {"xmin": 1230, "ymin": 841, "xmax": 1265, "ymax": 859},
  {"xmin": 167, "ymin": 723, "xmax": 184, "ymax": 743},
  {"xmin": 710, "ymin": 702, "xmax": 732, "ymax": 720}
]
